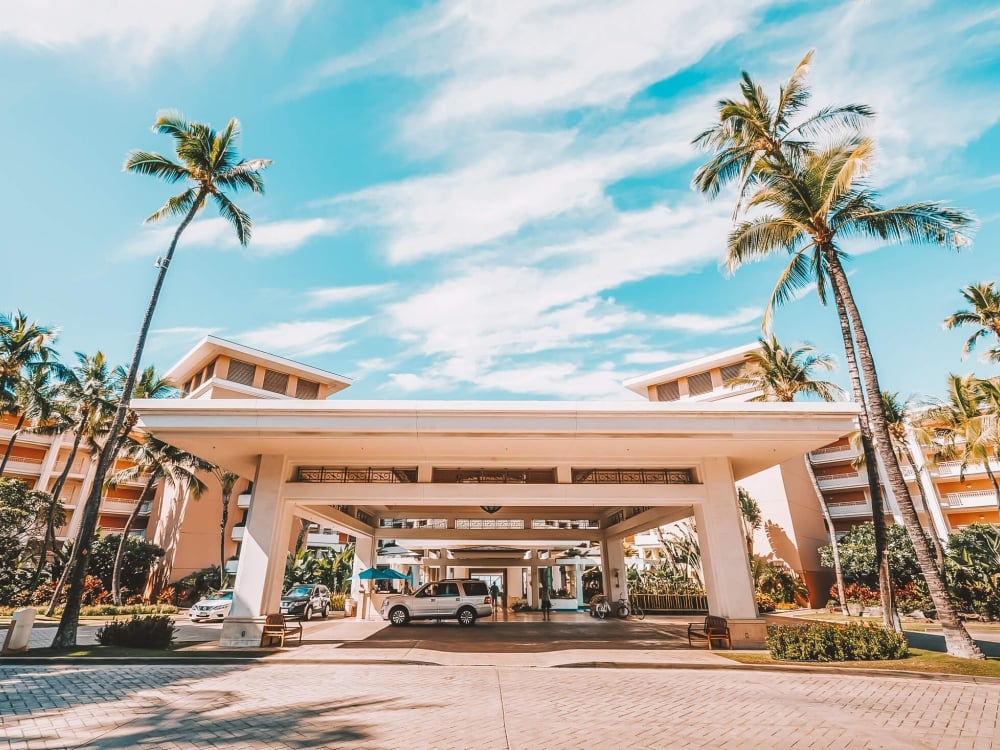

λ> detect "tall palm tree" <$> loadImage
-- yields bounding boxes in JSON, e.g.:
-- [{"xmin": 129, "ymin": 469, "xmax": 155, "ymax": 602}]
[
  {"xmin": 725, "ymin": 336, "xmax": 849, "ymax": 614},
  {"xmin": 0, "ymin": 366, "xmax": 58, "ymax": 475},
  {"xmin": 694, "ymin": 56, "xmax": 981, "ymax": 657},
  {"xmin": 35, "ymin": 352, "xmax": 118, "ymax": 604},
  {"xmin": 737, "ymin": 487, "xmax": 762, "ymax": 556},
  {"xmin": 943, "ymin": 282, "xmax": 1000, "ymax": 362},
  {"xmin": 107, "ymin": 434, "xmax": 209, "ymax": 604},
  {"xmin": 0, "ymin": 311, "xmax": 57, "ymax": 413},
  {"xmin": 52, "ymin": 113, "xmax": 270, "ymax": 649},
  {"xmin": 697, "ymin": 83, "xmax": 980, "ymax": 659},
  {"xmin": 215, "ymin": 469, "xmax": 240, "ymax": 588}
]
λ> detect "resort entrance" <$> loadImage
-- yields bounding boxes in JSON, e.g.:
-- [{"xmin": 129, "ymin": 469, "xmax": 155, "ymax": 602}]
[{"xmin": 133, "ymin": 397, "xmax": 857, "ymax": 648}]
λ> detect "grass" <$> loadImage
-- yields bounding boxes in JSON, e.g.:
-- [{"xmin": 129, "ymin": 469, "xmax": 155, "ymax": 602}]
[{"xmin": 722, "ymin": 648, "xmax": 1000, "ymax": 678}]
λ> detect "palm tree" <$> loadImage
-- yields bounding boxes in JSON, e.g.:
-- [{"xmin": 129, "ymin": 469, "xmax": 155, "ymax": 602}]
[
  {"xmin": 924, "ymin": 375, "xmax": 1000, "ymax": 508},
  {"xmin": 52, "ymin": 113, "xmax": 270, "ymax": 649},
  {"xmin": 0, "ymin": 366, "xmax": 58, "ymax": 475},
  {"xmin": 0, "ymin": 311, "xmax": 58, "ymax": 409},
  {"xmin": 737, "ymin": 486, "xmax": 762, "ymax": 556},
  {"xmin": 107, "ymin": 434, "xmax": 209, "ymax": 604},
  {"xmin": 215, "ymin": 469, "xmax": 240, "ymax": 588},
  {"xmin": 943, "ymin": 282, "xmax": 1000, "ymax": 362},
  {"xmin": 695, "ymin": 56, "xmax": 981, "ymax": 657},
  {"xmin": 725, "ymin": 336, "xmax": 849, "ymax": 615},
  {"xmin": 35, "ymin": 352, "xmax": 118, "ymax": 605}
]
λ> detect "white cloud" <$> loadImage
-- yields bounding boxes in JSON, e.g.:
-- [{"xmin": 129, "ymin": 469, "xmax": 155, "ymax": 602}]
[
  {"xmin": 147, "ymin": 325, "xmax": 220, "ymax": 351},
  {"xmin": 304, "ymin": 283, "xmax": 396, "ymax": 309},
  {"xmin": 0, "ymin": 1, "xmax": 310, "ymax": 70},
  {"xmin": 651, "ymin": 307, "xmax": 761, "ymax": 334},
  {"xmin": 125, "ymin": 217, "xmax": 340, "ymax": 258},
  {"xmin": 623, "ymin": 349, "xmax": 710, "ymax": 366},
  {"xmin": 234, "ymin": 318, "xmax": 367, "ymax": 357}
]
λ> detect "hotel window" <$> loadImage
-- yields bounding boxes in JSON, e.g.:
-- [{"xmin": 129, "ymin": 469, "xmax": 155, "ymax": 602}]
[
  {"xmin": 227, "ymin": 359, "xmax": 256, "ymax": 386},
  {"xmin": 656, "ymin": 381, "xmax": 680, "ymax": 401},
  {"xmin": 687, "ymin": 371, "xmax": 713, "ymax": 396},
  {"xmin": 262, "ymin": 369, "xmax": 289, "ymax": 395},
  {"xmin": 720, "ymin": 363, "xmax": 744, "ymax": 383}
]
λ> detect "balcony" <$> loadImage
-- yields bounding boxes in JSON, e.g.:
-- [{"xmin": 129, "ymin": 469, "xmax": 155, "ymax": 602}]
[
  {"xmin": 231, "ymin": 525, "xmax": 246, "ymax": 542},
  {"xmin": 816, "ymin": 470, "xmax": 869, "ymax": 490},
  {"xmin": 236, "ymin": 493, "xmax": 252, "ymax": 509},
  {"xmin": 826, "ymin": 501, "xmax": 872, "ymax": 518},
  {"xmin": 934, "ymin": 458, "xmax": 1000, "ymax": 479},
  {"xmin": 224, "ymin": 558, "xmax": 240, "ymax": 574},
  {"xmin": 809, "ymin": 444, "xmax": 859, "ymax": 464},
  {"xmin": 941, "ymin": 490, "xmax": 999, "ymax": 509},
  {"xmin": 101, "ymin": 499, "xmax": 140, "ymax": 515},
  {"xmin": 307, "ymin": 532, "xmax": 342, "ymax": 547},
  {"xmin": 3, "ymin": 455, "xmax": 44, "ymax": 473}
]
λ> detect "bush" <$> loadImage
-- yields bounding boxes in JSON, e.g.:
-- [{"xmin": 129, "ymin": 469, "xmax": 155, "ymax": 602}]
[
  {"xmin": 95, "ymin": 615, "xmax": 177, "ymax": 649},
  {"xmin": 767, "ymin": 622, "xmax": 908, "ymax": 662},
  {"xmin": 755, "ymin": 592, "xmax": 777, "ymax": 613},
  {"xmin": 79, "ymin": 604, "xmax": 178, "ymax": 617},
  {"xmin": 329, "ymin": 593, "xmax": 347, "ymax": 611}
]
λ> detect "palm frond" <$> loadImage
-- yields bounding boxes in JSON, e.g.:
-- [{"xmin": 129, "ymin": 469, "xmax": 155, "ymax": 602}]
[
  {"xmin": 216, "ymin": 159, "xmax": 271, "ymax": 194},
  {"xmin": 727, "ymin": 216, "xmax": 807, "ymax": 273},
  {"xmin": 211, "ymin": 118, "xmax": 241, "ymax": 173},
  {"xmin": 213, "ymin": 192, "xmax": 252, "ymax": 246},
  {"xmin": 143, "ymin": 187, "xmax": 202, "ymax": 224},
  {"xmin": 763, "ymin": 245, "xmax": 816, "ymax": 331},
  {"xmin": 838, "ymin": 201, "xmax": 974, "ymax": 249},
  {"xmin": 123, "ymin": 151, "xmax": 190, "ymax": 183}
]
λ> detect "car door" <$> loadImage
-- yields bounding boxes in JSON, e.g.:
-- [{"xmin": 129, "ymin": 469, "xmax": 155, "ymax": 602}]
[
  {"xmin": 434, "ymin": 582, "xmax": 460, "ymax": 616},
  {"xmin": 411, "ymin": 584, "xmax": 439, "ymax": 618}
]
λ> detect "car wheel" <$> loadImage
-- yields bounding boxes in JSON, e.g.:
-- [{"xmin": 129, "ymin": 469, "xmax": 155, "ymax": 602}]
[
  {"xmin": 321, "ymin": 604, "xmax": 329, "ymax": 619},
  {"xmin": 389, "ymin": 607, "xmax": 409, "ymax": 626},
  {"xmin": 457, "ymin": 607, "xmax": 477, "ymax": 626},
  {"xmin": 304, "ymin": 605, "xmax": 313, "ymax": 621}
]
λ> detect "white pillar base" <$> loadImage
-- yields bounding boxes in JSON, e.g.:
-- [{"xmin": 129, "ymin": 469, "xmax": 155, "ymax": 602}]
[
  {"xmin": 219, "ymin": 617, "xmax": 268, "ymax": 648},
  {"xmin": 726, "ymin": 618, "xmax": 768, "ymax": 649}
]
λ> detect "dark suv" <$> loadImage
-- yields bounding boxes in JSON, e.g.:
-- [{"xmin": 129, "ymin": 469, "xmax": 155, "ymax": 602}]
[
  {"xmin": 279, "ymin": 584, "xmax": 331, "ymax": 620},
  {"xmin": 380, "ymin": 579, "xmax": 493, "ymax": 626}
]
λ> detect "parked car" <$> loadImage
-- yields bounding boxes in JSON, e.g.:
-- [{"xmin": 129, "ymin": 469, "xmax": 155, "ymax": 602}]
[
  {"xmin": 380, "ymin": 579, "xmax": 493, "ymax": 626},
  {"xmin": 280, "ymin": 584, "xmax": 331, "ymax": 620},
  {"xmin": 188, "ymin": 589, "xmax": 233, "ymax": 622}
]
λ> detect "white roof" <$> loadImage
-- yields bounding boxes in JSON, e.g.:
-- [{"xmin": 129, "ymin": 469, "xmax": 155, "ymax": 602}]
[{"xmin": 622, "ymin": 341, "xmax": 763, "ymax": 396}]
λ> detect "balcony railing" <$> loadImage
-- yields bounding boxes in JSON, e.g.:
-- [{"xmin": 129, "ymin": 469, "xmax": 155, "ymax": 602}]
[
  {"xmin": 236, "ymin": 493, "xmax": 251, "ymax": 509},
  {"xmin": 809, "ymin": 444, "xmax": 858, "ymax": 463},
  {"xmin": 231, "ymin": 525, "xmax": 246, "ymax": 541},
  {"xmin": 934, "ymin": 458, "xmax": 1000, "ymax": 478},
  {"xmin": 942, "ymin": 490, "xmax": 999, "ymax": 509},
  {"xmin": 826, "ymin": 502, "xmax": 872, "ymax": 517},
  {"xmin": 816, "ymin": 470, "xmax": 868, "ymax": 489},
  {"xmin": 101, "ymin": 499, "xmax": 140, "ymax": 515}
]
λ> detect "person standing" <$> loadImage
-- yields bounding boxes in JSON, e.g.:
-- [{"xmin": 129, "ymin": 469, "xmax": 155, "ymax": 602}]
[
  {"xmin": 489, "ymin": 581, "xmax": 502, "ymax": 612},
  {"xmin": 540, "ymin": 586, "xmax": 552, "ymax": 621}
]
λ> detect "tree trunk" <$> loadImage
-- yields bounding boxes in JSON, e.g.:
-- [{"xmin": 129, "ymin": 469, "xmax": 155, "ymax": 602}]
[
  {"xmin": 825, "ymin": 249, "xmax": 983, "ymax": 659},
  {"xmin": 828, "ymin": 278, "xmax": 896, "ymax": 630},
  {"xmin": 220, "ymin": 490, "xmax": 232, "ymax": 588},
  {"xmin": 111, "ymin": 475, "xmax": 156, "ymax": 605},
  {"xmin": 294, "ymin": 518, "xmax": 310, "ymax": 555},
  {"xmin": 0, "ymin": 412, "xmax": 26, "ymax": 474},
  {"xmin": 983, "ymin": 459, "xmax": 1000, "ymax": 509},
  {"xmin": 52, "ymin": 191, "xmax": 206, "ymax": 649},
  {"xmin": 804, "ymin": 456, "xmax": 848, "ymax": 615}
]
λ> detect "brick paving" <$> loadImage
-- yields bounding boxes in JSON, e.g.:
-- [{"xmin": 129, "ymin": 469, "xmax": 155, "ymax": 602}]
[{"xmin": 1, "ymin": 662, "xmax": 998, "ymax": 749}]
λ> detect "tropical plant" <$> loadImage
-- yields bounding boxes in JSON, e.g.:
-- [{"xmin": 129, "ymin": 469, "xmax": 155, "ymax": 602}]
[
  {"xmin": 52, "ymin": 113, "xmax": 270, "ymax": 649},
  {"xmin": 0, "ymin": 366, "xmax": 58, "ymax": 475},
  {"xmin": 651, "ymin": 521, "xmax": 704, "ymax": 589},
  {"xmin": 693, "ymin": 53, "xmax": 981, "ymax": 657},
  {"xmin": 945, "ymin": 524, "xmax": 1000, "ymax": 619},
  {"xmin": 0, "ymin": 478, "xmax": 52, "ymax": 603},
  {"xmin": 818, "ymin": 522, "xmax": 925, "ymax": 590},
  {"xmin": 87, "ymin": 534, "xmax": 166, "ymax": 599},
  {"xmin": 737, "ymin": 486, "xmax": 762, "ymax": 555},
  {"xmin": 943, "ymin": 282, "xmax": 1000, "ymax": 363},
  {"xmin": 284, "ymin": 544, "xmax": 355, "ymax": 594},
  {"xmin": 0, "ymin": 311, "xmax": 58, "ymax": 411},
  {"xmin": 107, "ymin": 434, "xmax": 209, "ymax": 604},
  {"xmin": 727, "ymin": 336, "xmax": 844, "ymax": 403}
]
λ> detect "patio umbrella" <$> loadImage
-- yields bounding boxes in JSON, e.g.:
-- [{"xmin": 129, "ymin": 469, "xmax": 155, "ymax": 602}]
[{"xmin": 352, "ymin": 568, "xmax": 409, "ymax": 581}]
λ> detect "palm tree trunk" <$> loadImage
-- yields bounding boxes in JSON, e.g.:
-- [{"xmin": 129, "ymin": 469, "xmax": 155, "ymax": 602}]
[
  {"xmin": 825, "ymin": 249, "xmax": 983, "ymax": 659},
  {"xmin": 294, "ymin": 518, "xmax": 310, "ymax": 555},
  {"xmin": 220, "ymin": 489, "xmax": 232, "ymax": 588},
  {"xmin": 52, "ymin": 191, "xmax": 206, "ymax": 649},
  {"xmin": 828, "ymin": 279, "xmax": 896, "ymax": 630},
  {"xmin": 111, "ymin": 475, "xmax": 156, "ymax": 605},
  {"xmin": 0, "ymin": 412, "xmax": 27, "ymax": 474},
  {"xmin": 804, "ymin": 456, "xmax": 848, "ymax": 615},
  {"xmin": 983, "ymin": 459, "xmax": 1000, "ymax": 509}
]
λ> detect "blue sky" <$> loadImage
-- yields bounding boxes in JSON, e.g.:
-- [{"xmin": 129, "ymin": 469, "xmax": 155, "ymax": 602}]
[{"xmin": 2, "ymin": 0, "xmax": 999, "ymax": 402}]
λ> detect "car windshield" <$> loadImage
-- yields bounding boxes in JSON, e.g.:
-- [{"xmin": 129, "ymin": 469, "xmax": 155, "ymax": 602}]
[
  {"xmin": 205, "ymin": 591, "xmax": 233, "ymax": 601},
  {"xmin": 284, "ymin": 586, "xmax": 312, "ymax": 598}
]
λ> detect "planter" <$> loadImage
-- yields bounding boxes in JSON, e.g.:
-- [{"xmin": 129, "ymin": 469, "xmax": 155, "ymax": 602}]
[
  {"xmin": 846, "ymin": 602, "xmax": 863, "ymax": 616},
  {"xmin": 863, "ymin": 606, "xmax": 883, "ymax": 618}
]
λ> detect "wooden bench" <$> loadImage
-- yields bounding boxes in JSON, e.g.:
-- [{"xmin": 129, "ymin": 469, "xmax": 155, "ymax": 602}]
[
  {"xmin": 260, "ymin": 613, "xmax": 303, "ymax": 647},
  {"xmin": 687, "ymin": 615, "xmax": 732, "ymax": 650}
]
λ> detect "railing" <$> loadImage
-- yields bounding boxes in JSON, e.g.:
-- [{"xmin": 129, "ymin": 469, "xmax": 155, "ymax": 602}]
[
  {"xmin": 296, "ymin": 466, "xmax": 418, "ymax": 483},
  {"xmin": 572, "ymin": 468, "xmax": 693, "ymax": 484},
  {"xmin": 7, "ymin": 455, "xmax": 44, "ymax": 465},
  {"xmin": 811, "ymin": 443, "xmax": 853, "ymax": 455},
  {"xmin": 236, "ymin": 493, "xmax": 251, "ymax": 508},
  {"xmin": 826, "ymin": 502, "xmax": 871, "ymax": 517},
  {"xmin": 936, "ymin": 459, "xmax": 1000, "ymax": 478},
  {"xmin": 231, "ymin": 525, "xmax": 246, "ymax": 541},
  {"xmin": 942, "ymin": 490, "xmax": 999, "ymax": 508},
  {"xmin": 631, "ymin": 593, "xmax": 708, "ymax": 613},
  {"xmin": 100, "ymin": 499, "xmax": 139, "ymax": 515}
]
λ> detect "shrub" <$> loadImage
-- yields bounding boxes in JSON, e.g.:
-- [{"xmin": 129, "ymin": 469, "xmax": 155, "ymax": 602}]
[
  {"xmin": 329, "ymin": 593, "xmax": 347, "ymax": 611},
  {"xmin": 79, "ymin": 604, "xmax": 178, "ymax": 617},
  {"xmin": 755, "ymin": 592, "xmax": 777, "ymax": 613},
  {"xmin": 95, "ymin": 615, "xmax": 177, "ymax": 649},
  {"xmin": 767, "ymin": 622, "xmax": 908, "ymax": 662}
]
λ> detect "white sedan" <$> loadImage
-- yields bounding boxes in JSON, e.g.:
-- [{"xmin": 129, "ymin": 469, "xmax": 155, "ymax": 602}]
[{"xmin": 187, "ymin": 589, "xmax": 233, "ymax": 622}]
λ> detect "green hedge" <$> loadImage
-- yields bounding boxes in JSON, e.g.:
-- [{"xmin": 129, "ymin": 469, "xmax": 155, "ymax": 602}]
[
  {"xmin": 79, "ymin": 604, "xmax": 178, "ymax": 617},
  {"xmin": 329, "ymin": 593, "xmax": 347, "ymax": 611},
  {"xmin": 767, "ymin": 622, "xmax": 908, "ymax": 662},
  {"xmin": 96, "ymin": 615, "xmax": 177, "ymax": 649}
]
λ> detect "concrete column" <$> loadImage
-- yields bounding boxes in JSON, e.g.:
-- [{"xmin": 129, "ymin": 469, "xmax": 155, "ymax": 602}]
[
  {"xmin": 604, "ymin": 538, "xmax": 626, "ymax": 603},
  {"xmin": 574, "ymin": 566, "xmax": 584, "ymax": 608},
  {"xmin": 694, "ymin": 457, "xmax": 757, "ymax": 619},
  {"xmin": 873, "ymin": 449, "xmax": 903, "ymax": 523},
  {"xmin": 529, "ymin": 565, "xmax": 539, "ymax": 608},
  {"xmin": 905, "ymin": 429, "xmax": 950, "ymax": 540},
  {"xmin": 220, "ymin": 454, "xmax": 292, "ymax": 647},
  {"xmin": 67, "ymin": 458, "xmax": 99, "ymax": 539},
  {"xmin": 351, "ymin": 534, "xmax": 376, "ymax": 619},
  {"xmin": 37, "ymin": 433, "xmax": 63, "ymax": 491}
]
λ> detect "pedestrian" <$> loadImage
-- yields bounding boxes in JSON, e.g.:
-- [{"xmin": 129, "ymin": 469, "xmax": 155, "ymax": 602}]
[
  {"xmin": 489, "ymin": 582, "xmax": 502, "ymax": 611},
  {"xmin": 540, "ymin": 587, "xmax": 552, "ymax": 621}
]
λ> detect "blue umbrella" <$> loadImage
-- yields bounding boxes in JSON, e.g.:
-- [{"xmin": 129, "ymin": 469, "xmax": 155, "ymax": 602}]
[{"xmin": 352, "ymin": 568, "xmax": 409, "ymax": 581}]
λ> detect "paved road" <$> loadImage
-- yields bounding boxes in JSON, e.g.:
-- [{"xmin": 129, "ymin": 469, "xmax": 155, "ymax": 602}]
[{"xmin": 1, "ymin": 662, "xmax": 998, "ymax": 749}]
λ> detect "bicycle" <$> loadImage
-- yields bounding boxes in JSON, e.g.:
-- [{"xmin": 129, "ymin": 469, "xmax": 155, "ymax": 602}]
[
  {"xmin": 614, "ymin": 595, "xmax": 630, "ymax": 619},
  {"xmin": 629, "ymin": 596, "xmax": 645, "ymax": 620},
  {"xmin": 590, "ymin": 595, "xmax": 612, "ymax": 619}
]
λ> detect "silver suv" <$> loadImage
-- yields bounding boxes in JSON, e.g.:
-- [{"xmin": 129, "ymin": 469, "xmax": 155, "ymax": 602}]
[{"xmin": 380, "ymin": 579, "xmax": 493, "ymax": 626}]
